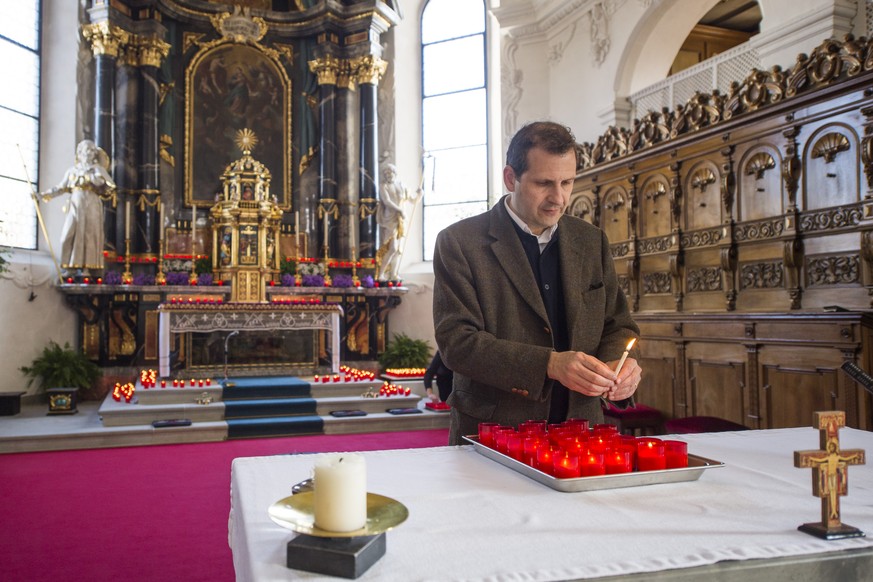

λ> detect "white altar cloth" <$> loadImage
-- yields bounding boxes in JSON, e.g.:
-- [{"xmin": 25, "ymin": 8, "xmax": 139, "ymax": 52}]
[{"xmin": 229, "ymin": 428, "xmax": 873, "ymax": 581}]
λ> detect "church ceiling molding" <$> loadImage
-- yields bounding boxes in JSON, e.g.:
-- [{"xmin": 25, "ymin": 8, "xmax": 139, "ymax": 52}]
[{"xmin": 576, "ymin": 35, "xmax": 873, "ymax": 171}]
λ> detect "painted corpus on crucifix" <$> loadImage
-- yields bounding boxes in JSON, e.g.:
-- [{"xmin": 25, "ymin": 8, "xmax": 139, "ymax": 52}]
[{"xmin": 793, "ymin": 410, "xmax": 866, "ymax": 539}]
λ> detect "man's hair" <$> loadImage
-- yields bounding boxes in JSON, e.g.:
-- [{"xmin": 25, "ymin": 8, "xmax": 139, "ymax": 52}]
[{"xmin": 505, "ymin": 121, "xmax": 576, "ymax": 177}]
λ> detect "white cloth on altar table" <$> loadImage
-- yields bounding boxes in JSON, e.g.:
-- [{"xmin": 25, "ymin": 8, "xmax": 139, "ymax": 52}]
[{"xmin": 229, "ymin": 428, "xmax": 873, "ymax": 581}]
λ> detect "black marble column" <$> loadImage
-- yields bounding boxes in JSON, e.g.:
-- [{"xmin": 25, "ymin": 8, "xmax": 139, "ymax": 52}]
[
  {"xmin": 309, "ymin": 53, "xmax": 341, "ymax": 260},
  {"xmin": 318, "ymin": 81, "xmax": 338, "ymax": 258},
  {"xmin": 93, "ymin": 53, "xmax": 118, "ymax": 255},
  {"xmin": 358, "ymin": 80, "xmax": 378, "ymax": 259},
  {"xmin": 115, "ymin": 58, "xmax": 140, "ymax": 257},
  {"xmin": 138, "ymin": 61, "xmax": 161, "ymax": 257}
]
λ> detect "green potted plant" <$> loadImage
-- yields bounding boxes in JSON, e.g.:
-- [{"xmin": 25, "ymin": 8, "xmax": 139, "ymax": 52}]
[
  {"xmin": 20, "ymin": 341, "xmax": 101, "ymax": 415},
  {"xmin": 378, "ymin": 333, "xmax": 432, "ymax": 372}
]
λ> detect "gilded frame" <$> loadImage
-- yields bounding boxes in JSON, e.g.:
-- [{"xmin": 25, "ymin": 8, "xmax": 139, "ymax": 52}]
[{"xmin": 185, "ymin": 40, "xmax": 292, "ymax": 210}]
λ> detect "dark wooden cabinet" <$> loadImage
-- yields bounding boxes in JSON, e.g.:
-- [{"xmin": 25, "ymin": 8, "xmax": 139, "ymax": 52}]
[{"xmin": 634, "ymin": 312, "xmax": 873, "ymax": 431}]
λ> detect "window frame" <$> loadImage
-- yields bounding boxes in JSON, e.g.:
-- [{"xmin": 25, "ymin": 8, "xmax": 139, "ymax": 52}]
[
  {"xmin": 0, "ymin": 0, "xmax": 42, "ymax": 252},
  {"xmin": 419, "ymin": 0, "xmax": 490, "ymax": 262}
]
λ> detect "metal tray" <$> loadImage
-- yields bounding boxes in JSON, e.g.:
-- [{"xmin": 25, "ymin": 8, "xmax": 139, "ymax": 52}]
[{"xmin": 462, "ymin": 435, "xmax": 724, "ymax": 492}]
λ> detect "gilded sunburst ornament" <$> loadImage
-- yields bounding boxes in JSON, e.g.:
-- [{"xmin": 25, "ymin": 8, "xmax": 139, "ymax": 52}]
[{"xmin": 235, "ymin": 128, "xmax": 259, "ymax": 154}]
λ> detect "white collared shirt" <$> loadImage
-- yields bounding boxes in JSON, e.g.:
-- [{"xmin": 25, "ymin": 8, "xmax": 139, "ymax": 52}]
[{"xmin": 504, "ymin": 197, "xmax": 558, "ymax": 254}]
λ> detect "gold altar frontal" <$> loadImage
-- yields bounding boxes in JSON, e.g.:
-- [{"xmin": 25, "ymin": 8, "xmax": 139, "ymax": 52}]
[
  {"xmin": 157, "ymin": 301, "xmax": 343, "ymax": 378},
  {"xmin": 210, "ymin": 130, "xmax": 282, "ymax": 303}
]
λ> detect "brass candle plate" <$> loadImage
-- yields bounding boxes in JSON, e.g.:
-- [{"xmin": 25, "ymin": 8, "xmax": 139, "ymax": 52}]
[
  {"xmin": 269, "ymin": 492, "xmax": 409, "ymax": 538},
  {"xmin": 463, "ymin": 435, "xmax": 724, "ymax": 493}
]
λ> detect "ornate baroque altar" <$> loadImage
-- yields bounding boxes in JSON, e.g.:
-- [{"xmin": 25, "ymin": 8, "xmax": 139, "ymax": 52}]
[{"xmin": 58, "ymin": 1, "xmax": 407, "ymax": 375}]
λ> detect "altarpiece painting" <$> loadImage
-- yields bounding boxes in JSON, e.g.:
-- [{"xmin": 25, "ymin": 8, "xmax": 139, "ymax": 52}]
[{"xmin": 185, "ymin": 41, "xmax": 291, "ymax": 209}]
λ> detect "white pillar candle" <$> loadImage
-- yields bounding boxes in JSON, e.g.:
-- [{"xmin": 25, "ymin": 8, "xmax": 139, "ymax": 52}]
[
  {"xmin": 125, "ymin": 199, "xmax": 131, "ymax": 238},
  {"xmin": 191, "ymin": 203, "xmax": 197, "ymax": 255},
  {"xmin": 313, "ymin": 453, "xmax": 367, "ymax": 532},
  {"xmin": 158, "ymin": 200, "xmax": 164, "ymax": 241},
  {"xmin": 323, "ymin": 209, "xmax": 329, "ymax": 248}
]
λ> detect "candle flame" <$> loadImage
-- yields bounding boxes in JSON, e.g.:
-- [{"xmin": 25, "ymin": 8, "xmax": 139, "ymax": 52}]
[{"xmin": 626, "ymin": 338, "xmax": 636, "ymax": 350}]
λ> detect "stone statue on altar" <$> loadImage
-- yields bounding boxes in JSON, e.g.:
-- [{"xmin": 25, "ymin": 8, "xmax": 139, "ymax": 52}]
[
  {"xmin": 41, "ymin": 140, "xmax": 116, "ymax": 278},
  {"xmin": 376, "ymin": 162, "xmax": 419, "ymax": 281}
]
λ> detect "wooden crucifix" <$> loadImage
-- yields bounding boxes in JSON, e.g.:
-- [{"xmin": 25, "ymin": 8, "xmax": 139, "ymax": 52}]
[{"xmin": 794, "ymin": 411, "xmax": 866, "ymax": 540}]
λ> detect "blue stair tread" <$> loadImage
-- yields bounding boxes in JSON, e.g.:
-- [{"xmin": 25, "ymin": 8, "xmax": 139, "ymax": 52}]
[
  {"xmin": 222, "ymin": 376, "xmax": 311, "ymax": 400},
  {"xmin": 221, "ymin": 376, "xmax": 310, "ymax": 389},
  {"xmin": 226, "ymin": 415, "xmax": 324, "ymax": 438},
  {"xmin": 224, "ymin": 398, "xmax": 317, "ymax": 419}
]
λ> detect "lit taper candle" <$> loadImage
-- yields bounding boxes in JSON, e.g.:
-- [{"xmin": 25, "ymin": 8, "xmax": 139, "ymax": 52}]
[{"xmin": 613, "ymin": 338, "xmax": 637, "ymax": 376}]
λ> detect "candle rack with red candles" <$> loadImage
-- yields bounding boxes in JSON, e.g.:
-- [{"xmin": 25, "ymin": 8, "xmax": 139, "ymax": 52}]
[{"xmin": 474, "ymin": 419, "xmax": 699, "ymax": 480}]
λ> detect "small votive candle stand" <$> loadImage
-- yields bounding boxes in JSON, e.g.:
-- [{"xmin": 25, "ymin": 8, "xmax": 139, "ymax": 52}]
[{"xmin": 287, "ymin": 453, "xmax": 387, "ymax": 579}]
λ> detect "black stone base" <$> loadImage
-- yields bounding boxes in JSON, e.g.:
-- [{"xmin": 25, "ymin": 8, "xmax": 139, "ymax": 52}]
[
  {"xmin": 0, "ymin": 392, "xmax": 24, "ymax": 416},
  {"xmin": 799, "ymin": 521, "xmax": 866, "ymax": 540},
  {"xmin": 286, "ymin": 532, "xmax": 386, "ymax": 579}
]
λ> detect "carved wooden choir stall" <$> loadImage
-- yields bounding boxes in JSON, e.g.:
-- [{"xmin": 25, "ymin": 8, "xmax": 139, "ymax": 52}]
[{"xmin": 573, "ymin": 36, "xmax": 873, "ymax": 431}]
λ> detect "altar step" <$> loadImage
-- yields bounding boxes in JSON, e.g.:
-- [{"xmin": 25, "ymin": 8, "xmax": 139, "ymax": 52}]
[{"xmin": 98, "ymin": 375, "xmax": 448, "ymax": 438}]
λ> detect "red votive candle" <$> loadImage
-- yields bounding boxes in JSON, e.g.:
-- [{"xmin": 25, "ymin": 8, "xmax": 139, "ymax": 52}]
[
  {"xmin": 536, "ymin": 444, "xmax": 559, "ymax": 474},
  {"xmin": 553, "ymin": 451, "xmax": 581, "ymax": 479},
  {"xmin": 519, "ymin": 420, "xmax": 547, "ymax": 435},
  {"xmin": 593, "ymin": 423, "xmax": 619, "ymax": 436},
  {"xmin": 523, "ymin": 436, "xmax": 542, "ymax": 466},
  {"xmin": 580, "ymin": 452, "xmax": 606, "ymax": 476},
  {"xmin": 605, "ymin": 449, "xmax": 633, "ymax": 474},
  {"xmin": 478, "ymin": 422, "xmax": 500, "ymax": 448},
  {"xmin": 564, "ymin": 418, "xmax": 590, "ymax": 433},
  {"xmin": 664, "ymin": 440, "xmax": 688, "ymax": 468},
  {"xmin": 493, "ymin": 428, "xmax": 515, "ymax": 454},
  {"xmin": 637, "ymin": 438, "xmax": 666, "ymax": 471},
  {"xmin": 506, "ymin": 432, "xmax": 525, "ymax": 461}
]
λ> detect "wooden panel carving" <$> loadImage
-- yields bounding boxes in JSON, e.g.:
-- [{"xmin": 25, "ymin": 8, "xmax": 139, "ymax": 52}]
[
  {"xmin": 804, "ymin": 125, "xmax": 859, "ymax": 210},
  {"xmin": 573, "ymin": 37, "xmax": 873, "ymax": 431},
  {"xmin": 739, "ymin": 148, "xmax": 782, "ymax": 221},
  {"xmin": 685, "ymin": 161, "xmax": 721, "ymax": 230}
]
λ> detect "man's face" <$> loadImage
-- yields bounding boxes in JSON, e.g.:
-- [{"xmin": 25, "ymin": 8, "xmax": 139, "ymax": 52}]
[{"xmin": 503, "ymin": 147, "xmax": 576, "ymax": 235}]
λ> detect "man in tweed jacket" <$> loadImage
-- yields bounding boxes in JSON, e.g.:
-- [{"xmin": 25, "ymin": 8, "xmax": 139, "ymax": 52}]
[{"xmin": 433, "ymin": 122, "xmax": 641, "ymax": 445}]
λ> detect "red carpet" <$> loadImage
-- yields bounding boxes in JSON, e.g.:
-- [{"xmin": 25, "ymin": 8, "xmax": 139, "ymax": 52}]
[{"xmin": 0, "ymin": 429, "xmax": 449, "ymax": 582}]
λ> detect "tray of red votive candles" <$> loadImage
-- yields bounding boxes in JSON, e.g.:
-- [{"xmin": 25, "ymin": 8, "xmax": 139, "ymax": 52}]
[{"xmin": 463, "ymin": 420, "xmax": 724, "ymax": 493}]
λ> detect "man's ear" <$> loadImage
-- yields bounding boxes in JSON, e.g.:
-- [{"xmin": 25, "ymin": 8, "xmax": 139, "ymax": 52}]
[{"xmin": 503, "ymin": 165, "xmax": 516, "ymax": 192}]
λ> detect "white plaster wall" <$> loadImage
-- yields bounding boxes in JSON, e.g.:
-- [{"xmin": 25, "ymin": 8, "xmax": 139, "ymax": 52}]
[{"xmin": 0, "ymin": 0, "xmax": 79, "ymax": 395}]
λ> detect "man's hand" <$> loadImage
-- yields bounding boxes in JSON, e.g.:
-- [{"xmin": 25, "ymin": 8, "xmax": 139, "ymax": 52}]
[
  {"xmin": 603, "ymin": 357, "xmax": 641, "ymax": 401},
  {"xmin": 547, "ymin": 351, "xmax": 616, "ymax": 397}
]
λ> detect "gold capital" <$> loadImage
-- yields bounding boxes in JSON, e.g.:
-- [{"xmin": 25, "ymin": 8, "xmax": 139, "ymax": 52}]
[
  {"xmin": 82, "ymin": 21, "xmax": 129, "ymax": 58},
  {"xmin": 137, "ymin": 36, "xmax": 171, "ymax": 68},
  {"xmin": 350, "ymin": 55, "xmax": 387, "ymax": 86},
  {"xmin": 308, "ymin": 55, "xmax": 343, "ymax": 86}
]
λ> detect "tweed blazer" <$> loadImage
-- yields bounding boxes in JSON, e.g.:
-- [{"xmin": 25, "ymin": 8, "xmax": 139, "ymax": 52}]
[{"xmin": 433, "ymin": 196, "xmax": 639, "ymax": 443}]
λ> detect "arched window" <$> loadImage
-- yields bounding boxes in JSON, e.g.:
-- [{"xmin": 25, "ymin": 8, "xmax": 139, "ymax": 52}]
[
  {"xmin": 420, "ymin": 0, "xmax": 488, "ymax": 261},
  {"xmin": 0, "ymin": 2, "xmax": 41, "ymax": 251}
]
